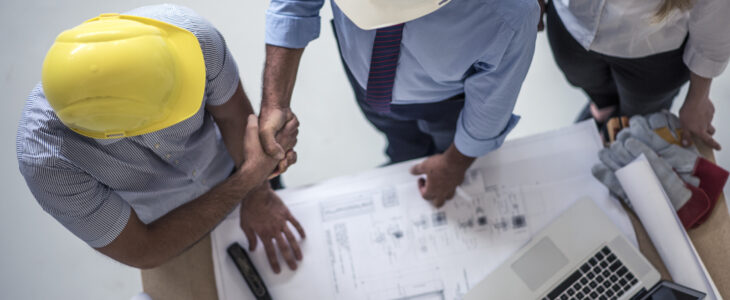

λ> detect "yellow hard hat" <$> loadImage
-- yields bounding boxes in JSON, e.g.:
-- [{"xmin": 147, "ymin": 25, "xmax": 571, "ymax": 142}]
[{"xmin": 41, "ymin": 13, "xmax": 205, "ymax": 139}]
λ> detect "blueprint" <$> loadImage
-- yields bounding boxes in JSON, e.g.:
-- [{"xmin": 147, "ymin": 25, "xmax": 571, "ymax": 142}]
[{"xmin": 211, "ymin": 121, "xmax": 637, "ymax": 300}]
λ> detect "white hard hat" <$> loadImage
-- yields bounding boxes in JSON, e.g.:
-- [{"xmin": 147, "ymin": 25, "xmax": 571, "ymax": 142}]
[{"xmin": 334, "ymin": 0, "xmax": 452, "ymax": 30}]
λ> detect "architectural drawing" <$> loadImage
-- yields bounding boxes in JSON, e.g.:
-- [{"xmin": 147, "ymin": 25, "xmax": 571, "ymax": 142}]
[{"xmin": 210, "ymin": 121, "xmax": 638, "ymax": 300}]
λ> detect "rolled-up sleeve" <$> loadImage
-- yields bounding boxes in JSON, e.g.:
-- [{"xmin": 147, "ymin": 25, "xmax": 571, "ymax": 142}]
[
  {"xmin": 19, "ymin": 159, "xmax": 130, "ymax": 248},
  {"xmin": 455, "ymin": 14, "xmax": 537, "ymax": 158},
  {"xmin": 684, "ymin": 0, "xmax": 730, "ymax": 78},
  {"xmin": 266, "ymin": 0, "xmax": 325, "ymax": 49}
]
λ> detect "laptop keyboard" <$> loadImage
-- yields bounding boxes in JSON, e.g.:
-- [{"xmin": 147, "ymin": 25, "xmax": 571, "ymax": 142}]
[{"xmin": 542, "ymin": 246, "xmax": 639, "ymax": 300}]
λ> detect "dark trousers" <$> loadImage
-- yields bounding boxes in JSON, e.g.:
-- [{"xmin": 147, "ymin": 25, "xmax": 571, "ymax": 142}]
[
  {"xmin": 546, "ymin": 1, "xmax": 690, "ymax": 116},
  {"xmin": 332, "ymin": 21, "xmax": 465, "ymax": 164}
]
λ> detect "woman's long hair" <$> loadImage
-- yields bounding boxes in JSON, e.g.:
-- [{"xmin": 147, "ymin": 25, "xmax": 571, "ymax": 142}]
[{"xmin": 655, "ymin": 0, "xmax": 694, "ymax": 20}]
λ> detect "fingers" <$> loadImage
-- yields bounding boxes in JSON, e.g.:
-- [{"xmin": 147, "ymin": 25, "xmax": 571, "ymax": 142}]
[
  {"xmin": 259, "ymin": 112, "xmax": 286, "ymax": 160},
  {"xmin": 275, "ymin": 234, "xmax": 298, "ymax": 271},
  {"xmin": 267, "ymin": 167, "xmax": 283, "ymax": 180},
  {"xmin": 433, "ymin": 197, "xmax": 448, "ymax": 208},
  {"xmin": 267, "ymin": 150, "xmax": 298, "ymax": 179},
  {"xmin": 288, "ymin": 213, "xmax": 306, "ymax": 239},
  {"xmin": 283, "ymin": 226, "xmax": 303, "ymax": 260},
  {"xmin": 701, "ymin": 133, "xmax": 722, "ymax": 150},
  {"xmin": 417, "ymin": 177, "xmax": 453, "ymax": 208},
  {"xmin": 242, "ymin": 226, "xmax": 258, "ymax": 251},
  {"xmin": 272, "ymin": 113, "xmax": 299, "ymax": 153},
  {"xmin": 262, "ymin": 239, "xmax": 281, "ymax": 273},
  {"xmin": 411, "ymin": 163, "xmax": 425, "ymax": 175},
  {"xmin": 286, "ymin": 150, "xmax": 297, "ymax": 166},
  {"xmin": 417, "ymin": 177, "xmax": 428, "ymax": 197},
  {"xmin": 278, "ymin": 150, "xmax": 298, "ymax": 174},
  {"xmin": 701, "ymin": 125, "xmax": 721, "ymax": 150}
]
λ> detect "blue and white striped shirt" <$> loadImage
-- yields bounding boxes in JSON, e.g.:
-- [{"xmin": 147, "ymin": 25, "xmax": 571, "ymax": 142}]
[
  {"xmin": 266, "ymin": 0, "xmax": 539, "ymax": 157},
  {"xmin": 16, "ymin": 4, "xmax": 240, "ymax": 248}
]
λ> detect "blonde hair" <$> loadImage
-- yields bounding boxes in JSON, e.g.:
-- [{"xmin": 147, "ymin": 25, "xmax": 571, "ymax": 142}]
[{"xmin": 655, "ymin": 0, "xmax": 695, "ymax": 21}]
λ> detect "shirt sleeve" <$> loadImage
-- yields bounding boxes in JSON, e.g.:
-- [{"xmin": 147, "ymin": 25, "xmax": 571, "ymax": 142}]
[
  {"xmin": 200, "ymin": 28, "xmax": 240, "ymax": 106},
  {"xmin": 454, "ymin": 11, "xmax": 538, "ymax": 158},
  {"xmin": 265, "ymin": 0, "xmax": 325, "ymax": 48},
  {"xmin": 684, "ymin": 0, "xmax": 730, "ymax": 78},
  {"xmin": 180, "ymin": 8, "xmax": 240, "ymax": 106},
  {"xmin": 19, "ymin": 159, "xmax": 131, "ymax": 248}
]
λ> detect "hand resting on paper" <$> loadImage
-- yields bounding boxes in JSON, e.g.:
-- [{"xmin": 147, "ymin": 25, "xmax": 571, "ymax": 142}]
[{"xmin": 239, "ymin": 184, "xmax": 306, "ymax": 274}]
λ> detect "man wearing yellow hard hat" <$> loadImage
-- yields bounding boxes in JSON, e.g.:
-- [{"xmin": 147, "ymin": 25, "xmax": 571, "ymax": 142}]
[
  {"xmin": 259, "ymin": 0, "xmax": 540, "ymax": 207},
  {"xmin": 16, "ymin": 4, "xmax": 305, "ymax": 271}
]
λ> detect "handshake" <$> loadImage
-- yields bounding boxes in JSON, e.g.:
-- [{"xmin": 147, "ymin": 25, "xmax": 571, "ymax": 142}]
[{"xmin": 239, "ymin": 108, "xmax": 300, "ymax": 183}]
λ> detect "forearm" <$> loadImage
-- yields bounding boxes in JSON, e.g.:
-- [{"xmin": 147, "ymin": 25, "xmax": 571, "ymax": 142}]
[
  {"xmin": 209, "ymin": 83, "xmax": 255, "ymax": 167},
  {"xmin": 262, "ymin": 45, "xmax": 305, "ymax": 110},
  {"xmin": 99, "ymin": 166, "xmax": 267, "ymax": 268},
  {"xmin": 686, "ymin": 71, "xmax": 713, "ymax": 104},
  {"xmin": 445, "ymin": 143, "xmax": 476, "ymax": 172}
]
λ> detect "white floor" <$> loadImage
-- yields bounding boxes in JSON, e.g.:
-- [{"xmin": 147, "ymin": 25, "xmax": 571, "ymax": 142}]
[{"xmin": 1, "ymin": 1, "xmax": 728, "ymax": 299}]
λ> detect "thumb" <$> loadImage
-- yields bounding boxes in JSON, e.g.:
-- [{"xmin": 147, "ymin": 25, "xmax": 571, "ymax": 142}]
[
  {"xmin": 259, "ymin": 116, "xmax": 286, "ymax": 160},
  {"xmin": 681, "ymin": 129, "xmax": 694, "ymax": 147},
  {"xmin": 417, "ymin": 177, "xmax": 428, "ymax": 198},
  {"xmin": 244, "ymin": 114, "xmax": 261, "ymax": 154},
  {"xmin": 410, "ymin": 163, "xmax": 425, "ymax": 175}
]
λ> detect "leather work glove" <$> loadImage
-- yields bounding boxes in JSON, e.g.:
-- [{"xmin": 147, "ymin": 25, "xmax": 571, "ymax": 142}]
[
  {"xmin": 595, "ymin": 112, "xmax": 728, "ymax": 229},
  {"xmin": 593, "ymin": 130, "xmax": 692, "ymax": 209},
  {"xmin": 626, "ymin": 113, "xmax": 700, "ymax": 187}
]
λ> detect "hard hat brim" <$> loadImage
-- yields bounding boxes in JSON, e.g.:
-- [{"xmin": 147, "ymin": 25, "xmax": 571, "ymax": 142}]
[{"xmin": 333, "ymin": 0, "xmax": 452, "ymax": 30}]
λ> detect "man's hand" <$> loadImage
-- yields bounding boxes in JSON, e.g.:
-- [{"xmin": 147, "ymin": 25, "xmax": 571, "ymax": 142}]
[
  {"xmin": 259, "ymin": 106, "xmax": 292, "ymax": 160},
  {"xmin": 680, "ymin": 72, "xmax": 721, "ymax": 150},
  {"xmin": 410, "ymin": 144, "xmax": 475, "ymax": 208},
  {"xmin": 240, "ymin": 184, "xmax": 306, "ymax": 273},
  {"xmin": 259, "ymin": 45, "xmax": 305, "ymax": 176},
  {"xmin": 241, "ymin": 115, "xmax": 280, "ymax": 182},
  {"xmin": 268, "ymin": 111, "xmax": 299, "ymax": 179}
]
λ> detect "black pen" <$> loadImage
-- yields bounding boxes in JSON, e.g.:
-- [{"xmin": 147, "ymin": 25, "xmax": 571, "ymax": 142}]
[{"xmin": 227, "ymin": 242, "xmax": 273, "ymax": 300}]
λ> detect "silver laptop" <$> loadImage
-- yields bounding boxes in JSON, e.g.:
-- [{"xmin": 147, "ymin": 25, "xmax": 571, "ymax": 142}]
[{"xmin": 464, "ymin": 198, "xmax": 706, "ymax": 300}]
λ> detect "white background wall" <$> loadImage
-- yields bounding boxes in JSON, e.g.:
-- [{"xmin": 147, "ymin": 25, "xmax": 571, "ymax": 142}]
[{"xmin": 1, "ymin": 1, "xmax": 728, "ymax": 299}]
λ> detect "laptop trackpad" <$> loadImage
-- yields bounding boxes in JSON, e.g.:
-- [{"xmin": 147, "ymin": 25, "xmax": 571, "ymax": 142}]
[{"xmin": 511, "ymin": 237, "xmax": 569, "ymax": 291}]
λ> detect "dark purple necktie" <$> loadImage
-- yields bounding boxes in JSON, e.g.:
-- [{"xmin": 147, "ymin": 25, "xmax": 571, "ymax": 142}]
[{"xmin": 365, "ymin": 24, "xmax": 405, "ymax": 113}]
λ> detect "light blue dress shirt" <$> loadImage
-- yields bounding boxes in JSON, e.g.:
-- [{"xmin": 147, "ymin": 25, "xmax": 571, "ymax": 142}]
[{"xmin": 266, "ymin": 0, "xmax": 539, "ymax": 157}]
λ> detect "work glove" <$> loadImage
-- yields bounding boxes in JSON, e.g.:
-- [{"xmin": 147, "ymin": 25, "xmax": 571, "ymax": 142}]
[
  {"xmin": 592, "ymin": 130, "xmax": 692, "ymax": 209},
  {"xmin": 594, "ymin": 112, "xmax": 729, "ymax": 229},
  {"xmin": 627, "ymin": 112, "xmax": 700, "ymax": 187}
]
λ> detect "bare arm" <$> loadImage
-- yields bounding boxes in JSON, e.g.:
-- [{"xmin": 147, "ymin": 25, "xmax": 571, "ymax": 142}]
[
  {"xmin": 208, "ymin": 82, "xmax": 255, "ymax": 167},
  {"xmin": 97, "ymin": 115, "xmax": 275, "ymax": 269},
  {"xmin": 259, "ymin": 45, "xmax": 305, "ymax": 160},
  {"xmin": 679, "ymin": 71, "xmax": 720, "ymax": 150},
  {"xmin": 209, "ymin": 77, "xmax": 304, "ymax": 273}
]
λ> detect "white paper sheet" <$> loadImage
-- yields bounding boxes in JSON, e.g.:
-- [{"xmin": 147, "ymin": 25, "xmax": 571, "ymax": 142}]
[
  {"xmin": 616, "ymin": 155, "xmax": 720, "ymax": 299},
  {"xmin": 211, "ymin": 121, "xmax": 638, "ymax": 300}
]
